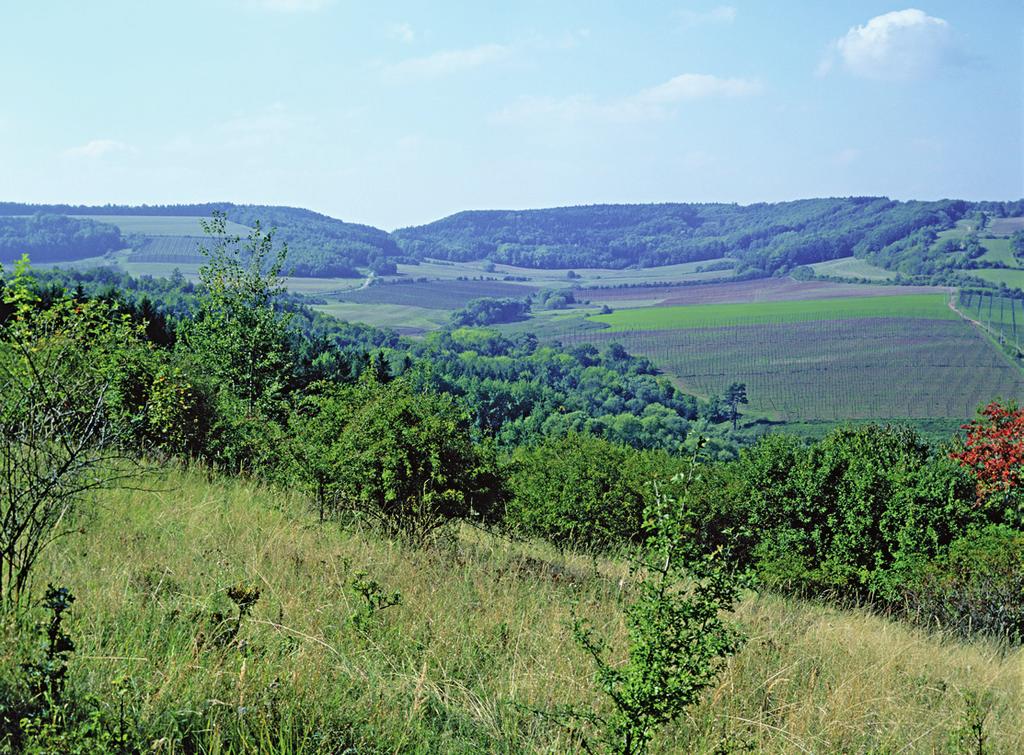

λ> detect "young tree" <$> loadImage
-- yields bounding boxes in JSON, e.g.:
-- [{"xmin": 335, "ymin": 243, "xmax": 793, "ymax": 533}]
[
  {"xmin": 568, "ymin": 457, "xmax": 745, "ymax": 754},
  {"xmin": 724, "ymin": 382, "xmax": 748, "ymax": 430},
  {"xmin": 176, "ymin": 212, "xmax": 293, "ymax": 418}
]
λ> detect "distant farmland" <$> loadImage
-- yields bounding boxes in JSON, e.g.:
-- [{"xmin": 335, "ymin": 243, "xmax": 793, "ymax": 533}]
[
  {"xmin": 559, "ymin": 316, "xmax": 1024, "ymax": 421},
  {"xmin": 576, "ymin": 278, "xmax": 937, "ymax": 307},
  {"xmin": 127, "ymin": 236, "xmax": 208, "ymax": 264},
  {"xmin": 334, "ymin": 279, "xmax": 538, "ymax": 309}
]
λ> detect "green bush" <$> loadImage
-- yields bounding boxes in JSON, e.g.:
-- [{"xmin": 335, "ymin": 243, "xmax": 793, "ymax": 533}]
[
  {"xmin": 505, "ymin": 433, "xmax": 681, "ymax": 553},
  {"xmin": 320, "ymin": 376, "xmax": 507, "ymax": 543},
  {"xmin": 735, "ymin": 425, "xmax": 981, "ymax": 598},
  {"xmin": 899, "ymin": 526, "xmax": 1024, "ymax": 642}
]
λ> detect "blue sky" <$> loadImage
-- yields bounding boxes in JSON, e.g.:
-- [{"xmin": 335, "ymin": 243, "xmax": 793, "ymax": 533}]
[{"xmin": 1, "ymin": 1, "xmax": 1020, "ymax": 229}]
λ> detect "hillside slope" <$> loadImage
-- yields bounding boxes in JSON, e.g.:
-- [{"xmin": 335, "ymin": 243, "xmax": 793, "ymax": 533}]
[{"xmin": 14, "ymin": 466, "xmax": 1022, "ymax": 753}]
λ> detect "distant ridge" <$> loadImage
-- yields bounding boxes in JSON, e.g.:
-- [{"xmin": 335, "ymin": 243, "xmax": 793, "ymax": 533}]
[{"xmin": 2, "ymin": 197, "xmax": 1023, "ymax": 279}]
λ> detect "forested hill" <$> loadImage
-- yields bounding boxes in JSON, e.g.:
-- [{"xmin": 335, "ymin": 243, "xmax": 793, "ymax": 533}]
[
  {"xmin": 0, "ymin": 203, "xmax": 398, "ymax": 277},
  {"xmin": 394, "ymin": 198, "xmax": 1021, "ymax": 273},
  {"xmin": 4, "ymin": 197, "xmax": 1024, "ymax": 278}
]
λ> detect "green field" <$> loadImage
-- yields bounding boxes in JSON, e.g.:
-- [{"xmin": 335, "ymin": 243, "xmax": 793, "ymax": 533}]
[
  {"xmin": 71, "ymin": 214, "xmax": 252, "ymax": 236},
  {"xmin": 589, "ymin": 294, "xmax": 955, "ymax": 332},
  {"xmin": 808, "ymin": 256, "xmax": 896, "ymax": 281},
  {"xmin": 967, "ymin": 268, "xmax": 1024, "ymax": 291}
]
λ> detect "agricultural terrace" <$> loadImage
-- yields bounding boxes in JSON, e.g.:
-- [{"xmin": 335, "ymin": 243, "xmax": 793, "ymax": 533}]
[{"xmin": 589, "ymin": 294, "xmax": 956, "ymax": 331}]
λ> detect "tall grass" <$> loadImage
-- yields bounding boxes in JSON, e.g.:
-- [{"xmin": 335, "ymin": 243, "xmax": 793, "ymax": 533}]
[{"xmin": 4, "ymin": 465, "xmax": 1020, "ymax": 752}]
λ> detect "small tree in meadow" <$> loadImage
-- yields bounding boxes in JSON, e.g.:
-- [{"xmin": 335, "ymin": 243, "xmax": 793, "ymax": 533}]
[{"xmin": 568, "ymin": 455, "xmax": 745, "ymax": 754}]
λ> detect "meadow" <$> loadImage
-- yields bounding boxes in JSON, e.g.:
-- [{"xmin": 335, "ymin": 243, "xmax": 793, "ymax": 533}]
[
  {"xmin": 11, "ymin": 466, "xmax": 1021, "ymax": 753},
  {"xmin": 588, "ymin": 293, "xmax": 956, "ymax": 332}
]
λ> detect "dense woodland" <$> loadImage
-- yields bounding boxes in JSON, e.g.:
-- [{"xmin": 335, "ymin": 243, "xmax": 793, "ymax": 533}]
[
  {"xmin": 0, "ymin": 218, "xmax": 1021, "ymax": 751},
  {"xmin": 0, "ymin": 214, "xmax": 124, "ymax": 264}
]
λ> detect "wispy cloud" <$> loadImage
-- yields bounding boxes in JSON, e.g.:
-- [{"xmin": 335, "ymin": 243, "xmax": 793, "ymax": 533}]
[
  {"xmin": 382, "ymin": 43, "xmax": 512, "ymax": 82},
  {"xmin": 677, "ymin": 5, "xmax": 737, "ymax": 29},
  {"xmin": 389, "ymin": 23, "xmax": 415, "ymax": 44},
  {"xmin": 254, "ymin": 0, "xmax": 331, "ymax": 12},
  {"xmin": 64, "ymin": 139, "xmax": 137, "ymax": 159},
  {"xmin": 495, "ymin": 72, "xmax": 762, "ymax": 124},
  {"xmin": 818, "ymin": 9, "xmax": 956, "ymax": 81}
]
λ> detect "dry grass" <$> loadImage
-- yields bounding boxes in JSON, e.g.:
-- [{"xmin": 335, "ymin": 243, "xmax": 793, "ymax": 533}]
[{"xmin": 7, "ymin": 466, "xmax": 1020, "ymax": 753}]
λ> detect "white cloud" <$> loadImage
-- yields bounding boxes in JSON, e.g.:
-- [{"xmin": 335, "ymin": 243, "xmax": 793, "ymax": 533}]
[
  {"xmin": 255, "ymin": 0, "xmax": 330, "ymax": 11},
  {"xmin": 636, "ymin": 73, "xmax": 761, "ymax": 103},
  {"xmin": 382, "ymin": 43, "xmax": 511, "ymax": 82},
  {"xmin": 389, "ymin": 23, "xmax": 415, "ymax": 44},
  {"xmin": 64, "ymin": 139, "xmax": 136, "ymax": 159},
  {"xmin": 677, "ymin": 5, "xmax": 737, "ymax": 29},
  {"xmin": 821, "ymin": 9, "xmax": 955, "ymax": 81},
  {"xmin": 495, "ymin": 73, "xmax": 761, "ymax": 125}
]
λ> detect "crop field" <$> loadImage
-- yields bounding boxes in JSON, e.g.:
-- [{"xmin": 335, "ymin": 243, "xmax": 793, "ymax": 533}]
[
  {"xmin": 71, "ymin": 214, "xmax": 251, "ymax": 236},
  {"xmin": 588, "ymin": 294, "xmax": 956, "ymax": 332},
  {"xmin": 575, "ymin": 279, "xmax": 937, "ymax": 308},
  {"xmin": 808, "ymin": 256, "xmax": 896, "ymax": 280},
  {"xmin": 559, "ymin": 317, "xmax": 1024, "ymax": 421},
  {"xmin": 987, "ymin": 216, "xmax": 1024, "ymax": 236},
  {"xmin": 335, "ymin": 279, "xmax": 538, "ymax": 309},
  {"xmin": 127, "ymin": 236, "xmax": 208, "ymax": 264}
]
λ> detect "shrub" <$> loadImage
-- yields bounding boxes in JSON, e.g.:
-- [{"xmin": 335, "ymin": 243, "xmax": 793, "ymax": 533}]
[
  {"xmin": 325, "ymin": 376, "xmax": 506, "ymax": 543},
  {"xmin": 505, "ymin": 433, "xmax": 681, "ymax": 552},
  {"xmin": 899, "ymin": 526, "xmax": 1024, "ymax": 642}
]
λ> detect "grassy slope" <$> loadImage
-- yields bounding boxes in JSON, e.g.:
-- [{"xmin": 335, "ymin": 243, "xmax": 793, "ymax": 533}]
[
  {"xmin": 590, "ymin": 294, "xmax": 956, "ymax": 332},
  {"xmin": 13, "ymin": 467, "xmax": 1022, "ymax": 753},
  {"xmin": 809, "ymin": 257, "xmax": 896, "ymax": 281}
]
